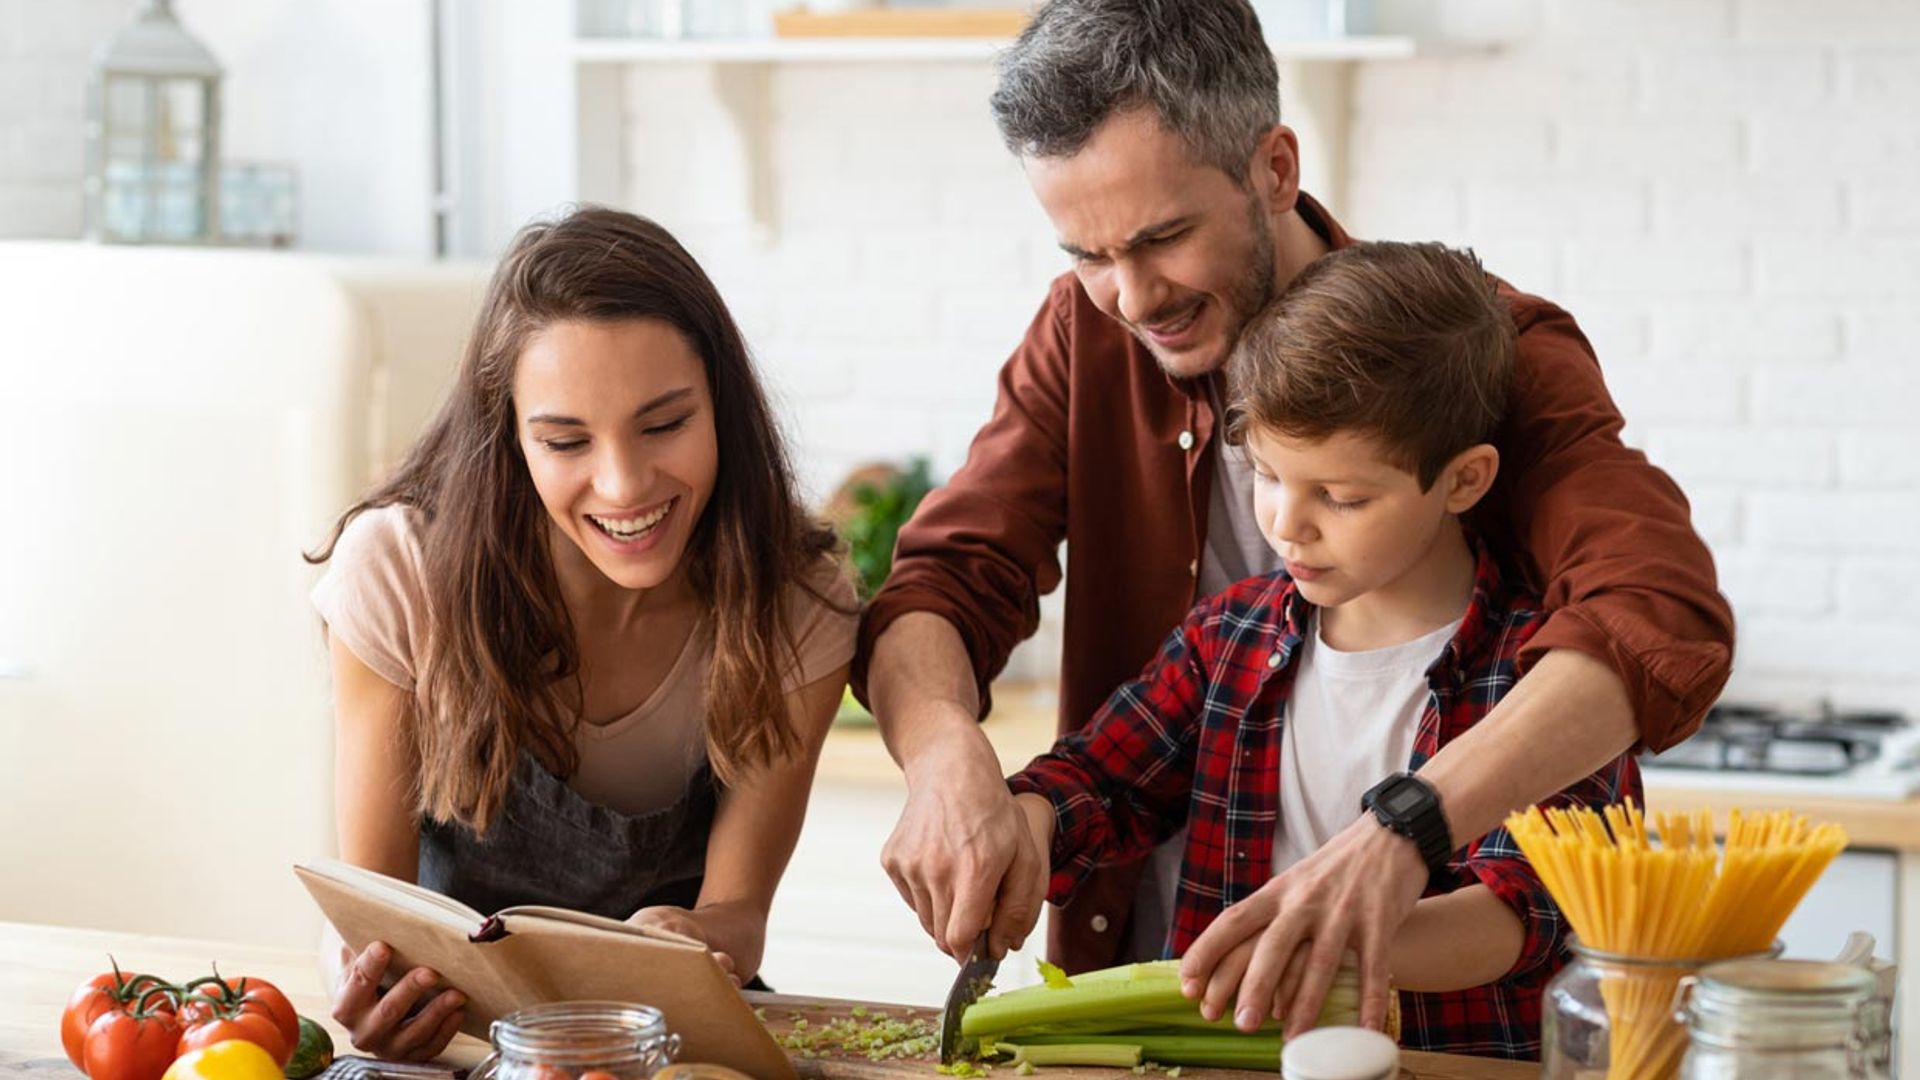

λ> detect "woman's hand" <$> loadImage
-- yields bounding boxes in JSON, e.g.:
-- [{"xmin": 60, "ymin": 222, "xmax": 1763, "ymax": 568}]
[
  {"xmin": 331, "ymin": 941, "xmax": 466, "ymax": 1061},
  {"xmin": 627, "ymin": 906, "xmax": 741, "ymax": 987}
]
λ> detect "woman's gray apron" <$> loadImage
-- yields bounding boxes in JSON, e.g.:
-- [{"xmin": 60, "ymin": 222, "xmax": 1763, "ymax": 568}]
[
  {"xmin": 416, "ymin": 748, "xmax": 774, "ymax": 990},
  {"xmin": 419, "ymin": 752, "xmax": 717, "ymax": 919}
]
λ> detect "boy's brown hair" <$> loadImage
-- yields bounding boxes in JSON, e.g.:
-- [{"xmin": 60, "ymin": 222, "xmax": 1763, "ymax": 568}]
[{"xmin": 1225, "ymin": 240, "xmax": 1516, "ymax": 489}]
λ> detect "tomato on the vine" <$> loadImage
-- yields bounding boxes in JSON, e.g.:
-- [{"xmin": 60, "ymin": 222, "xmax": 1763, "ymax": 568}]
[
  {"xmin": 177, "ymin": 974, "xmax": 299, "ymax": 1053},
  {"xmin": 62, "ymin": 966, "xmax": 176, "ymax": 1069},
  {"xmin": 81, "ymin": 989, "xmax": 182, "ymax": 1080},
  {"xmin": 176, "ymin": 998, "xmax": 290, "ymax": 1067}
]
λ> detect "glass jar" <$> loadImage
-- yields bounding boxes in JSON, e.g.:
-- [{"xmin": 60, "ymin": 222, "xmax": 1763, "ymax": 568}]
[
  {"xmin": 469, "ymin": 1002, "xmax": 681, "ymax": 1080},
  {"xmin": 1677, "ymin": 959, "xmax": 1885, "ymax": 1080},
  {"xmin": 1543, "ymin": 938, "xmax": 1781, "ymax": 1080}
]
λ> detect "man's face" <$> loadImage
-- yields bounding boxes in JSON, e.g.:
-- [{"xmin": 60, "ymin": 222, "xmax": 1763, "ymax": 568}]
[{"xmin": 1024, "ymin": 108, "xmax": 1278, "ymax": 379}]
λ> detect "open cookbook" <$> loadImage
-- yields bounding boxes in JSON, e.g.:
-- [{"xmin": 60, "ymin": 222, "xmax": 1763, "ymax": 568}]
[{"xmin": 294, "ymin": 860, "xmax": 797, "ymax": 1080}]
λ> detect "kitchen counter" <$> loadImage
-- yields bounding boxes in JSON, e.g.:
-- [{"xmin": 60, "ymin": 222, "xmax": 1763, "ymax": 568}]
[{"xmin": 0, "ymin": 922, "xmax": 1530, "ymax": 1080}]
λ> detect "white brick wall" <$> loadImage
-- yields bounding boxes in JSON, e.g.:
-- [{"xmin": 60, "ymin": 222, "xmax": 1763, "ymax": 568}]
[
  {"xmin": 1347, "ymin": 0, "xmax": 1920, "ymax": 706},
  {"xmin": 604, "ymin": 1, "xmax": 1920, "ymax": 702},
  {"xmin": 0, "ymin": 0, "xmax": 128, "ymax": 239}
]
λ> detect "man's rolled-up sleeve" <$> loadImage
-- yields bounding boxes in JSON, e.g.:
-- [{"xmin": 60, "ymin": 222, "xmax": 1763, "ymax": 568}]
[{"xmin": 1493, "ymin": 298, "xmax": 1735, "ymax": 753}]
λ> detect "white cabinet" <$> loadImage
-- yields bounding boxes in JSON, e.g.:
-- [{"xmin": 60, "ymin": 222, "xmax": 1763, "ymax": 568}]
[
  {"xmin": 0, "ymin": 242, "xmax": 485, "ymax": 948},
  {"xmin": 1776, "ymin": 849, "xmax": 1899, "ymax": 962}
]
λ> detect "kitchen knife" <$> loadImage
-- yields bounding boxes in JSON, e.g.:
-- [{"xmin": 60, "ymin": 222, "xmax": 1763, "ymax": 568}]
[{"xmin": 938, "ymin": 932, "xmax": 1001, "ymax": 1065}]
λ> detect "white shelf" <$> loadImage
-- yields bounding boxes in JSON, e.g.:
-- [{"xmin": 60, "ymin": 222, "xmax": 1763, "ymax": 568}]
[
  {"xmin": 566, "ymin": 29, "xmax": 1430, "ymax": 240},
  {"xmin": 574, "ymin": 33, "xmax": 1419, "ymax": 64}
]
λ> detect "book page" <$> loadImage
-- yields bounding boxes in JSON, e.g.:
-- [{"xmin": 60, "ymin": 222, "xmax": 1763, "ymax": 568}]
[
  {"xmin": 499, "ymin": 905, "xmax": 705, "ymax": 948},
  {"xmin": 298, "ymin": 859, "xmax": 487, "ymax": 929}
]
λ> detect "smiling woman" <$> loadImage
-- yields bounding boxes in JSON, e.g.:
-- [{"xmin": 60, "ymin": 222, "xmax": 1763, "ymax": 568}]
[{"xmin": 302, "ymin": 207, "xmax": 857, "ymax": 1061}]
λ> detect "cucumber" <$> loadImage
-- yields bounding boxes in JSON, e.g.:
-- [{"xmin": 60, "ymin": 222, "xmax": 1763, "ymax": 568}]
[{"xmin": 284, "ymin": 1017, "xmax": 335, "ymax": 1079}]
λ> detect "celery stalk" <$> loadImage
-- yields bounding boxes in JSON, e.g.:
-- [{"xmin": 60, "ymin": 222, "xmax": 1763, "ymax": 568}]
[
  {"xmin": 1011, "ymin": 1033, "xmax": 1287, "ymax": 1070},
  {"xmin": 959, "ymin": 957, "xmax": 1373, "ymax": 1073},
  {"xmin": 995, "ymin": 1042, "xmax": 1145, "ymax": 1068},
  {"xmin": 958, "ymin": 970, "xmax": 1189, "ymax": 1036}
]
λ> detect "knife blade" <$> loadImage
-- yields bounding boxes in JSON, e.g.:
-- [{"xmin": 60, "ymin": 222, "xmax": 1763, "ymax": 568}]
[{"xmin": 938, "ymin": 931, "xmax": 1001, "ymax": 1064}]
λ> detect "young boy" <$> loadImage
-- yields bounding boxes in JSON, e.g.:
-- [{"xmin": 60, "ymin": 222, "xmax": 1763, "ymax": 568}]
[{"xmin": 1005, "ymin": 241, "xmax": 1641, "ymax": 1060}]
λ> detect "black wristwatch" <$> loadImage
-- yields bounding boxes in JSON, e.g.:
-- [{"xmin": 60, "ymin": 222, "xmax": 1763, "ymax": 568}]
[{"xmin": 1360, "ymin": 772, "xmax": 1454, "ymax": 881}]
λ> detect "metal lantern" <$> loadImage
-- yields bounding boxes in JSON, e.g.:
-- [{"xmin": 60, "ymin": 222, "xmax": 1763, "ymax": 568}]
[{"xmin": 83, "ymin": 0, "xmax": 223, "ymax": 244}]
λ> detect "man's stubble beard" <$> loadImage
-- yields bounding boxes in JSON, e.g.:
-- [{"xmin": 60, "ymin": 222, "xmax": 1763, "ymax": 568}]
[{"xmin": 1138, "ymin": 196, "xmax": 1279, "ymax": 380}]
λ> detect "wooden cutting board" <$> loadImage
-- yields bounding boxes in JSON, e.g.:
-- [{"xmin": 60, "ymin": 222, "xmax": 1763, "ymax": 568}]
[{"xmin": 745, "ymin": 993, "xmax": 1535, "ymax": 1080}]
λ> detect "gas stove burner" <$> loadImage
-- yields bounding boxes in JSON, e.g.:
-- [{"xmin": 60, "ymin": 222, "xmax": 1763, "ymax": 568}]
[{"xmin": 1644, "ymin": 701, "xmax": 1913, "ymax": 778}]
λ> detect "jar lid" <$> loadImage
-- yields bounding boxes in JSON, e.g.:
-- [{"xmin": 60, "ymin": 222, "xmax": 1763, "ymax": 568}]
[
  {"xmin": 1280, "ymin": 1026, "xmax": 1398, "ymax": 1080},
  {"xmin": 490, "ymin": 1000, "xmax": 670, "ymax": 1064},
  {"xmin": 1698, "ymin": 959, "xmax": 1876, "ymax": 1000}
]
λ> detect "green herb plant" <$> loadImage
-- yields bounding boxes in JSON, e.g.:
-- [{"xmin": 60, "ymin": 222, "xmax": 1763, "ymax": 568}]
[{"xmin": 838, "ymin": 457, "xmax": 937, "ymax": 601}]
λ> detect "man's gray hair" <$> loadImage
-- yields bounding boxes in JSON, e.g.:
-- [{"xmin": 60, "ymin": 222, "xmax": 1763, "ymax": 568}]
[{"xmin": 990, "ymin": 0, "xmax": 1280, "ymax": 182}]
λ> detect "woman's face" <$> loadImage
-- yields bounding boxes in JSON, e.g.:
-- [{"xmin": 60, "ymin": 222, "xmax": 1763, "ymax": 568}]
[{"xmin": 513, "ymin": 317, "xmax": 719, "ymax": 594}]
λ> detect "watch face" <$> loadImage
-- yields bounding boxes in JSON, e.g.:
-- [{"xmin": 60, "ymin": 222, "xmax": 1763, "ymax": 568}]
[{"xmin": 1385, "ymin": 785, "xmax": 1426, "ymax": 815}]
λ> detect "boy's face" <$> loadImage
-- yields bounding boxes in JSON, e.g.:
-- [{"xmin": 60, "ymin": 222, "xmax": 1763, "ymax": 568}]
[{"xmin": 1245, "ymin": 426, "xmax": 1483, "ymax": 611}]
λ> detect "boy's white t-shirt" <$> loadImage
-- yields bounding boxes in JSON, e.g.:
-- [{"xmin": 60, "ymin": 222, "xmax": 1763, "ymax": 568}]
[{"xmin": 1270, "ymin": 611, "xmax": 1461, "ymax": 874}]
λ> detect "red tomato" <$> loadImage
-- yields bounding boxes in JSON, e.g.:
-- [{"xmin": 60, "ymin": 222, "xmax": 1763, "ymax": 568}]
[
  {"xmin": 63, "ymin": 971, "xmax": 175, "ymax": 1069},
  {"xmin": 82, "ymin": 1006, "xmax": 182, "ymax": 1080},
  {"xmin": 176, "ymin": 1009, "xmax": 289, "ymax": 1068},
  {"xmin": 579, "ymin": 1070, "xmax": 622, "ymax": 1080},
  {"xmin": 177, "ymin": 976, "xmax": 298, "ymax": 1051}
]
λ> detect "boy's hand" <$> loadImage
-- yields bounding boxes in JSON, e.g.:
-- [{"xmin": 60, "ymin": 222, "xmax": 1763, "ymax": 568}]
[{"xmin": 1178, "ymin": 815, "xmax": 1425, "ymax": 1035}]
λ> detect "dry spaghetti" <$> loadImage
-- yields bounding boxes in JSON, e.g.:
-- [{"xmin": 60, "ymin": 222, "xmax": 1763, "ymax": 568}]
[{"xmin": 1505, "ymin": 802, "xmax": 1847, "ymax": 1080}]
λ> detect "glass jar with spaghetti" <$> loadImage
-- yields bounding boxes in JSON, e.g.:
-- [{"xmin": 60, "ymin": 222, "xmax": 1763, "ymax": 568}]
[
  {"xmin": 1675, "ymin": 959, "xmax": 1887, "ymax": 1080},
  {"xmin": 468, "ymin": 1001, "xmax": 681, "ymax": 1080},
  {"xmin": 1542, "ymin": 937, "xmax": 1781, "ymax": 1080}
]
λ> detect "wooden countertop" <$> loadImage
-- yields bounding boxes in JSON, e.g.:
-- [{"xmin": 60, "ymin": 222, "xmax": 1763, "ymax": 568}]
[
  {"xmin": 0, "ymin": 923, "xmax": 1529, "ymax": 1080},
  {"xmin": 820, "ymin": 683, "xmax": 1920, "ymax": 852},
  {"xmin": 753, "ymin": 994, "xmax": 1530, "ymax": 1080}
]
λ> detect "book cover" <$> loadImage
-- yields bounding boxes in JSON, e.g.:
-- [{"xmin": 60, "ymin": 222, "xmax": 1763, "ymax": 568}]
[{"xmin": 295, "ymin": 860, "xmax": 797, "ymax": 1080}]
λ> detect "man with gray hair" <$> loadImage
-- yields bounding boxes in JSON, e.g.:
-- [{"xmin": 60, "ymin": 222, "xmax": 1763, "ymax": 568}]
[{"xmin": 853, "ymin": 0, "xmax": 1732, "ymax": 1044}]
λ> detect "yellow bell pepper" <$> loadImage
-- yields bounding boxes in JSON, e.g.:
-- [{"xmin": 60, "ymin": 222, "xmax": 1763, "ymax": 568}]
[{"xmin": 162, "ymin": 1040, "xmax": 285, "ymax": 1080}]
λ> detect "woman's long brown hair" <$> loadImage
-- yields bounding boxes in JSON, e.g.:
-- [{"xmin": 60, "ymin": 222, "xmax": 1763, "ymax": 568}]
[{"xmin": 310, "ymin": 207, "xmax": 842, "ymax": 833}]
